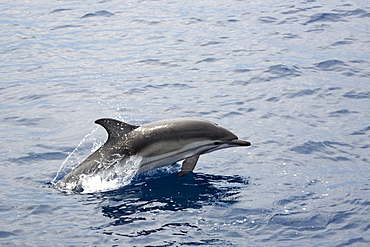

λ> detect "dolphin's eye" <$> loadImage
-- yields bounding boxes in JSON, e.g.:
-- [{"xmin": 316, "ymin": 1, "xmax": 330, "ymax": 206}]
[{"xmin": 214, "ymin": 142, "xmax": 221, "ymax": 145}]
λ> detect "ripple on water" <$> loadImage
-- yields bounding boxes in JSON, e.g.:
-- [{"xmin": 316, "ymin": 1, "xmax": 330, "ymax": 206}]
[
  {"xmin": 343, "ymin": 90, "xmax": 370, "ymax": 99},
  {"xmin": 290, "ymin": 141, "xmax": 352, "ymax": 155},
  {"xmin": 350, "ymin": 126, "xmax": 370, "ymax": 136},
  {"xmin": 315, "ymin": 60, "xmax": 348, "ymax": 72},
  {"xmin": 269, "ymin": 213, "xmax": 330, "ymax": 230},
  {"xmin": 81, "ymin": 10, "xmax": 114, "ymax": 19}
]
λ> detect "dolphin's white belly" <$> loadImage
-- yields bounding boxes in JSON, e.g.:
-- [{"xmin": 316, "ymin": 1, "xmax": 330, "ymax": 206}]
[{"xmin": 137, "ymin": 140, "xmax": 212, "ymax": 173}]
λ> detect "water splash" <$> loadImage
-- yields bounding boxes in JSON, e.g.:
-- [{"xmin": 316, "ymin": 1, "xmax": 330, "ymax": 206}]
[
  {"xmin": 51, "ymin": 124, "xmax": 177, "ymax": 193},
  {"xmin": 52, "ymin": 127, "xmax": 145, "ymax": 193},
  {"xmin": 52, "ymin": 127, "xmax": 103, "ymax": 184},
  {"xmin": 79, "ymin": 155, "xmax": 143, "ymax": 193}
]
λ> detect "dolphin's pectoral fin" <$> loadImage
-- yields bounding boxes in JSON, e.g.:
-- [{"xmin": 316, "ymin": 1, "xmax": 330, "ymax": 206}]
[
  {"xmin": 176, "ymin": 154, "xmax": 200, "ymax": 177},
  {"xmin": 95, "ymin": 118, "xmax": 139, "ymax": 140}
]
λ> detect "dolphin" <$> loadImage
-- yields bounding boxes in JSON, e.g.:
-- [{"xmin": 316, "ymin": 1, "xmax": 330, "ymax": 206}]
[{"xmin": 55, "ymin": 118, "xmax": 251, "ymax": 192}]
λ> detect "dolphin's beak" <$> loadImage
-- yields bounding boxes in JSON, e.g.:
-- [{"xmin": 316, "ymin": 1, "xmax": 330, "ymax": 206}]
[{"xmin": 228, "ymin": 139, "xmax": 251, "ymax": 146}]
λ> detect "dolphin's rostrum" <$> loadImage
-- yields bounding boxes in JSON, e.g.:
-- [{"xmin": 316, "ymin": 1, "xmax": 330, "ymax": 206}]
[{"xmin": 55, "ymin": 118, "xmax": 251, "ymax": 192}]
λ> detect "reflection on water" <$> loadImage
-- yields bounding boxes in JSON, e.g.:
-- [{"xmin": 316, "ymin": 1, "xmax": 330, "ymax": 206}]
[{"xmin": 89, "ymin": 172, "xmax": 249, "ymax": 229}]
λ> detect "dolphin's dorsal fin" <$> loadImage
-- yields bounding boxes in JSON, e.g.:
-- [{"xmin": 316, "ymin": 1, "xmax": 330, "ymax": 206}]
[
  {"xmin": 176, "ymin": 154, "xmax": 200, "ymax": 177},
  {"xmin": 95, "ymin": 118, "xmax": 139, "ymax": 140}
]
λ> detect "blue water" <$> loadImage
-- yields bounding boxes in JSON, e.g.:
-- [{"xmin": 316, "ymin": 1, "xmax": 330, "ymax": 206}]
[{"xmin": 1, "ymin": 0, "xmax": 370, "ymax": 246}]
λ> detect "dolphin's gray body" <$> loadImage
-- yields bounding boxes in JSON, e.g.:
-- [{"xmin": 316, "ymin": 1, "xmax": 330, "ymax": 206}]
[{"xmin": 55, "ymin": 118, "xmax": 251, "ymax": 192}]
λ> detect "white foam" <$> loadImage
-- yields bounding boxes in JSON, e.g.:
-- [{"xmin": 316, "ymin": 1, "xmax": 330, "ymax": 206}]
[
  {"xmin": 78, "ymin": 155, "xmax": 143, "ymax": 193},
  {"xmin": 53, "ymin": 127, "xmax": 144, "ymax": 193}
]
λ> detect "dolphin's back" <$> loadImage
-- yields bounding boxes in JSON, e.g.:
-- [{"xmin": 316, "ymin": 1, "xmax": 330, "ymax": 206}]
[{"xmin": 140, "ymin": 118, "xmax": 237, "ymax": 140}]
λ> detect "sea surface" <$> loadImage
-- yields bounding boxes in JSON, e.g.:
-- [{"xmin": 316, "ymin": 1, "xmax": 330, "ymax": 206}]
[{"xmin": 1, "ymin": 0, "xmax": 370, "ymax": 246}]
